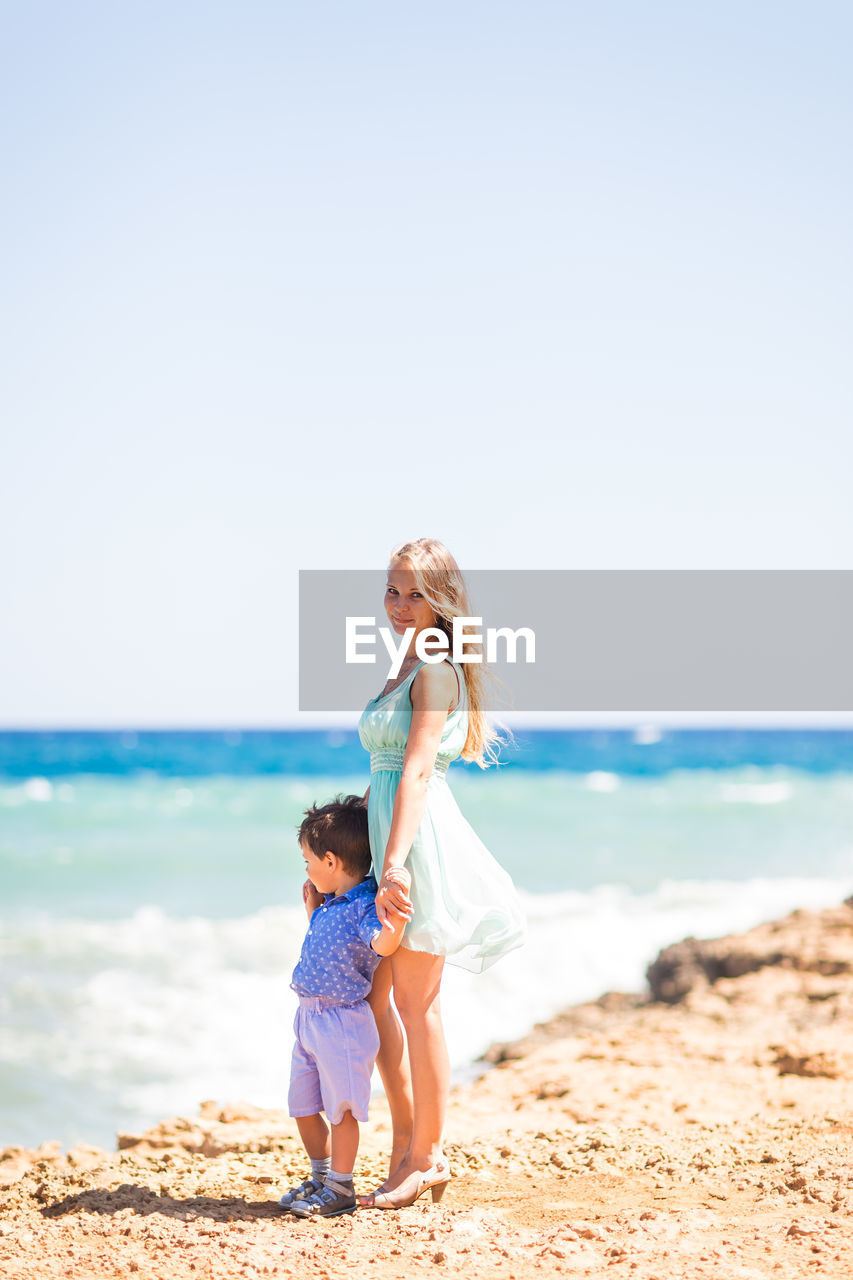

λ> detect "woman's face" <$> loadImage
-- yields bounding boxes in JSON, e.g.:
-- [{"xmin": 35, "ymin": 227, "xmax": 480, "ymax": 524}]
[{"xmin": 384, "ymin": 563, "xmax": 438, "ymax": 638}]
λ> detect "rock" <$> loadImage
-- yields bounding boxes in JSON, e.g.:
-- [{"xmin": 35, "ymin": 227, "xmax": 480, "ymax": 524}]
[
  {"xmin": 646, "ymin": 937, "xmax": 784, "ymax": 1003},
  {"xmin": 646, "ymin": 903, "xmax": 853, "ymax": 1004},
  {"xmin": 787, "ymin": 1219, "xmax": 824, "ymax": 1237},
  {"xmin": 198, "ymin": 1101, "xmax": 286, "ymax": 1125},
  {"xmin": 480, "ymin": 1041, "xmax": 527, "ymax": 1065},
  {"xmin": 772, "ymin": 1049, "xmax": 841, "ymax": 1079},
  {"xmin": 65, "ymin": 1144, "xmax": 107, "ymax": 1168}
]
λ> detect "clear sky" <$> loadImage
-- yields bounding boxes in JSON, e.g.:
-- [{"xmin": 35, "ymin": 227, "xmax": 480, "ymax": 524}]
[{"xmin": 2, "ymin": 2, "xmax": 851, "ymax": 726}]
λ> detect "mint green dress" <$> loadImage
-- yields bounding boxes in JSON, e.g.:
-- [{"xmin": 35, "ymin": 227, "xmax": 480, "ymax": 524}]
[{"xmin": 357, "ymin": 659, "xmax": 526, "ymax": 973}]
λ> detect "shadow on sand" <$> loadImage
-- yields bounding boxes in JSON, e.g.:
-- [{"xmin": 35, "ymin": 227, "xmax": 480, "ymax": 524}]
[{"xmin": 41, "ymin": 1183, "xmax": 289, "ymax": 1224}]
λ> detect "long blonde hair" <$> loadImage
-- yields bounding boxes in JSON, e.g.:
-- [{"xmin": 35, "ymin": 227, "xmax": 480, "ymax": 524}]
[{"xmin": 388, "ymin": 538, "xmax": 506, "ymax": 768}]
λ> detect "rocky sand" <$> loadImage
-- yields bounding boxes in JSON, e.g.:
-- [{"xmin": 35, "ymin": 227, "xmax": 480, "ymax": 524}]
[{"xmin": 2, "ymin": 901, "xmax": 853, "ymax": 1278}]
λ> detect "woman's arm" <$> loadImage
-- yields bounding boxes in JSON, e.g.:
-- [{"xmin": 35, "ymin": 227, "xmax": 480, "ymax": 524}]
[{"xmin": 375, "ymin": 661, "xmax": 458, "ymax": 923}]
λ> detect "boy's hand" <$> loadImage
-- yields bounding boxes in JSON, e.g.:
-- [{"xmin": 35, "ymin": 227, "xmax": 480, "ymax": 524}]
[
  {"xmin": 303, "ymin": 879, "xmax": 323, "ymax": 915},
  {"xmin": 371, "ymin": 903, "xmax": 408, "ymax": 956}
]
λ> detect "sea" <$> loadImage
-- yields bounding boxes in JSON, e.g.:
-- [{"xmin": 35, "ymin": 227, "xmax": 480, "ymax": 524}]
[{"xmin": 2, "ymin": 727, "xmax": 852, "ymax": 1152}]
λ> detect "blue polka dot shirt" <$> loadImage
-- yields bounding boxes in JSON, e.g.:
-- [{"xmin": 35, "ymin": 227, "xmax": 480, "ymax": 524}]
[{"xmin": 291, "ymin": 874, "xmax": 383, "ymax": 1003}]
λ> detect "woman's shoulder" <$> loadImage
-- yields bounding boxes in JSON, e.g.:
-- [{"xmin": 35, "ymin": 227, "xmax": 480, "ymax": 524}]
[{"xmin": 411, "ymin": 658, "xmax": 460, "ymax": 711}]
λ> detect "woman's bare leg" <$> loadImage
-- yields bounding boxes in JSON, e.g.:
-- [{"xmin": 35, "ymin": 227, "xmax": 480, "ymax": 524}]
[
  {"xmin": 366, "ymin": 956, "xmax": 413, "ymax": 1176},
  {"xmin": 381, "ymin": 946, "xmax": 448, "ymax": 1188}
]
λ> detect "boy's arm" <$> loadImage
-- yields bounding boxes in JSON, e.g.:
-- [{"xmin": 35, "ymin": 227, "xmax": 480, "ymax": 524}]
[
  {"xmin": 370, "ymin": 902, "xmax": 406, "ymax": 957},
  {"xmin": 303, "ymin": 879, "xmax": 323, "ymax": 919}
]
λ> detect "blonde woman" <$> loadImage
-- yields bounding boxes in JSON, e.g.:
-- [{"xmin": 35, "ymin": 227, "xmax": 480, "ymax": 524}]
[{"xmin": 357, "ymin": 538, "xmax": 525, "ymax": 1209}]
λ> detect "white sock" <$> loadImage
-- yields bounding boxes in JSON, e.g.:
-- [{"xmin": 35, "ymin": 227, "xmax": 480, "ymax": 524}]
[
  {"xmin": 310, "ymin": 1157, "xmax": 331, "ymax": 1179},
  {"xmin": 327, "ymin": 1167, "xmax": 353, "ymax": 1186}
]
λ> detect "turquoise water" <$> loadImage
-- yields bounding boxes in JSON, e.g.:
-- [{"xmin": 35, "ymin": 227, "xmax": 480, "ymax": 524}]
[{"xmin": 2, "ymin": 730, "xmax": 852, "ymax": 1150}]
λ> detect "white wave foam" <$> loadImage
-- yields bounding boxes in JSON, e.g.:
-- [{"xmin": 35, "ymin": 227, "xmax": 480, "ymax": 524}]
[
  {"xmin": 3, "ymin": 874, "xmax": 852, "ymax": 1142},
  {"xmin": 720, "ymin": 781, "xmax": 793, "ymax": 804},
  {"xmin": 584, "ymin": 771, "xmax": 620, "ymax": 792},
  {"xmin": 0, "ymin": 776, "xmax": 55, "ymax": 806}
]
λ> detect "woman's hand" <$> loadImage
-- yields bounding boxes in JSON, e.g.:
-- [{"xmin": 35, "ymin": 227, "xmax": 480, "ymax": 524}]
[{"xmin": 376, "ymin": 867, "xmax": 413, "ymax": 930}]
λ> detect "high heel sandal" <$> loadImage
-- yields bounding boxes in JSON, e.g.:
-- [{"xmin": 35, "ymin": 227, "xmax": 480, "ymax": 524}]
[{"xmin": 366, "ymin": 1159, "xmax": 451, "ymax": 1210}]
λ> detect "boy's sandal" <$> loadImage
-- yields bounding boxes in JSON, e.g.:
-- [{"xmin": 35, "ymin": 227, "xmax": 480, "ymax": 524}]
[
  {"xmin": 290, "ymin": 1177, "xmax": 356, "ymax": 1218},
  {"xmin": 277, "ymin": 1175, "xmax": 325, "ymax": 1210}
]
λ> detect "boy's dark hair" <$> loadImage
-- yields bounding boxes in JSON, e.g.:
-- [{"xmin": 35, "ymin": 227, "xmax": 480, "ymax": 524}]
[{"xmin": 297, "ymin": 794, "xmax": 372, "ymax": 878}]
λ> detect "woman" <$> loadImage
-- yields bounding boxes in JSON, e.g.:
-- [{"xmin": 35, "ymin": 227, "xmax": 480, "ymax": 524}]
[{"xmin": 357, "ymin": 537, "xmax": 526, "ymax": 1209}]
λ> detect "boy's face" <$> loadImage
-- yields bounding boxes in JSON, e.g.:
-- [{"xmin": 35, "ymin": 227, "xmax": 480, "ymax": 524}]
[{"xmin": 300, "ymin": 840, "xmax": 338, "ymax": 896}]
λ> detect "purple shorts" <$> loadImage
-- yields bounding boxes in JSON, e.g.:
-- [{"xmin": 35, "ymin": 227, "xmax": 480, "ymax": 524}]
[{"xmin": 288, "ymin": 995, "xmax": 381, "ymax": 1126}]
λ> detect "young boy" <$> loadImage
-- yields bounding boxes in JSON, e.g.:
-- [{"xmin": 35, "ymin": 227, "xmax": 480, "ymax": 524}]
[{"xmin": 278, "ymin": 794, "xmax": 406, "ymax": 1219}]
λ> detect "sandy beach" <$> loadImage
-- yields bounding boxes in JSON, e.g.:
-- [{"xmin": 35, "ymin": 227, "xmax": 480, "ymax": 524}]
[{"xmin": 2, "ymin": 900, "xmax": 852, "ymax": 1279}]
